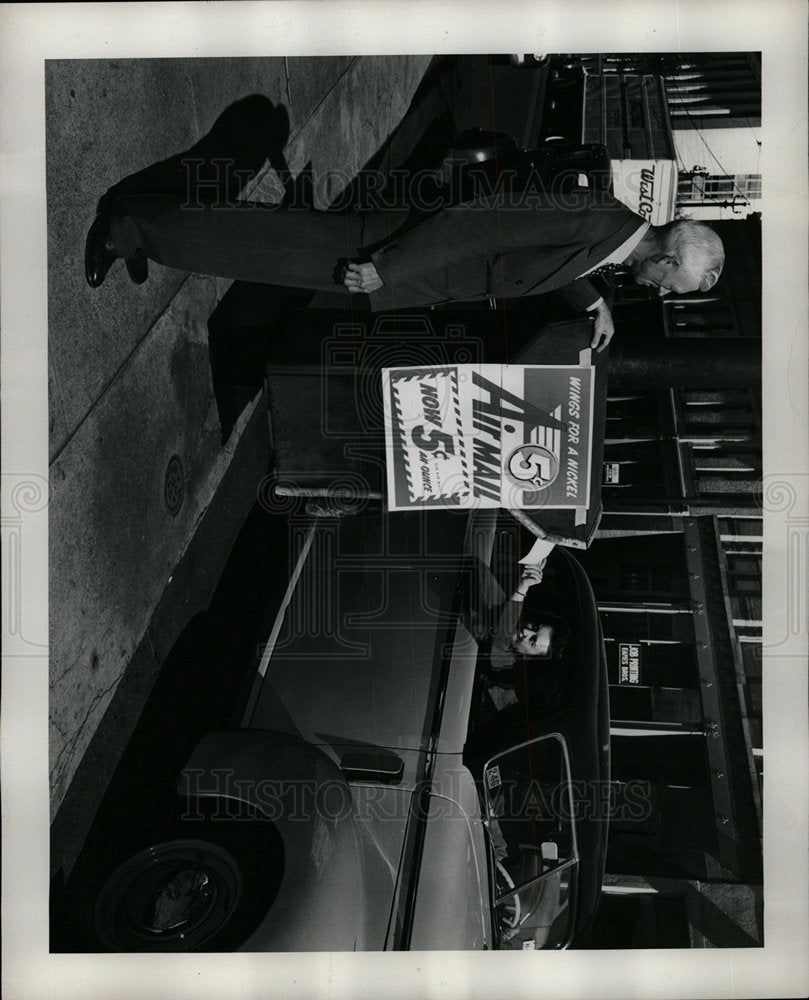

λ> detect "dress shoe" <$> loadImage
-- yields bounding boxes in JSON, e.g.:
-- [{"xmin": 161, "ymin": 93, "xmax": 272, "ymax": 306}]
[
  {"xmin": 124, "ymin": 250, "xmax": 148, "ymax": 285},
  {"xmin": 84, "ymin": 213, "xmax": 119, "ymax": 288}
]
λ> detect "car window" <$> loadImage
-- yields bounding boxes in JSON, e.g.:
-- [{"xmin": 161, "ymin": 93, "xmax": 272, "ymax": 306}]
[
  {"xmin": 458, "ymin": 511, "xmax": 580, "ymax": 750},
  {"xmin": 464, "ymin": 659, "xmax": 567, "ymax": 753},
  {"xmin": 481, "ymin": 735, "xmax": 578, "ymax": 949},
  {"xmin": 489, "ymin": 517, "xmax": 581, "ymax": 623}
]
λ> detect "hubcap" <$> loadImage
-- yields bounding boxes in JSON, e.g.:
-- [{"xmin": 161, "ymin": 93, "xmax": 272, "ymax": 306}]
[
  {"xmin": 95, "ymin": 839, "xmax": 242, "ymax": 951},
  {"xmin": 147, "ymin": 866, "xmax": 214, "ymax": 932}
]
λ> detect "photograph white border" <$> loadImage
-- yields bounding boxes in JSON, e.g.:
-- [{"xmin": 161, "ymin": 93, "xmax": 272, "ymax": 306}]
[{"xmin": 2, "ymin": 2, "xmax": 807, "ymax": 998}]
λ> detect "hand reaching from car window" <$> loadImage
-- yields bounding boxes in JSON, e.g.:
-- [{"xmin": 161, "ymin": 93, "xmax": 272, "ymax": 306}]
[{"xmin": 511, "ymin": 561, "xmax": 546, "ymax": 601}]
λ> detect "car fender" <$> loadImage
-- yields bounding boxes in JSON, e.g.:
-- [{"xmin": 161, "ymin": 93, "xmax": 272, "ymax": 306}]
[{"xmin": 177, "ymin": 729, "xmax": 367, "ymax": 951}]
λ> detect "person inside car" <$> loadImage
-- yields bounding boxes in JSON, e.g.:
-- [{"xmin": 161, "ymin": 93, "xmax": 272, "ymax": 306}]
[{"xmin": 480, "ymin": 562, "xmax": 570, "ymax": 712}]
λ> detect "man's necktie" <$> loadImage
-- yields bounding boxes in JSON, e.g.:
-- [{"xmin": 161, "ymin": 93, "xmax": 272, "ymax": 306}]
[{"xmin": 586, "ymin": 262, "xmax": 622, "ymax": 279}]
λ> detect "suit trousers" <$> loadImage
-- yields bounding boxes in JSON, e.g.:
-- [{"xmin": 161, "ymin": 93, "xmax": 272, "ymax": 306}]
[{"xmin": 108, "ymin": 194, "xmax": 381, "ymax": 294}]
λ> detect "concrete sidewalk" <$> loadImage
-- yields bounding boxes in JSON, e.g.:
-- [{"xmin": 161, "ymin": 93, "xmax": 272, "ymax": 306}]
[{"xmin": 48, "ymin": 56, "xmax": 432, "ymax": 861}]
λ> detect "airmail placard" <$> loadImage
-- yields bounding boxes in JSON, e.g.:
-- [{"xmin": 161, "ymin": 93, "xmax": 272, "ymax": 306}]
[{"xmin": 382, "ymin": 363, "xmax": 594, "ymax": 511}]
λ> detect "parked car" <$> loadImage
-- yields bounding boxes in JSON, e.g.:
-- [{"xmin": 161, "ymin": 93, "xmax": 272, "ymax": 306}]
[{"xmin": 92, "ymin": 506, "xmax": 610, "ymax": 951}]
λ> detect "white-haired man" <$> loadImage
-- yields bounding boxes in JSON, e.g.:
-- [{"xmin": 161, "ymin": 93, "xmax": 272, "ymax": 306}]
[
  {"xmin": 571, "ymin": 216, "xmax": 725, "ymax": 348},
  {"xmin": 622, "ymin": 218, "xmax": 725, "ymax": 295}
]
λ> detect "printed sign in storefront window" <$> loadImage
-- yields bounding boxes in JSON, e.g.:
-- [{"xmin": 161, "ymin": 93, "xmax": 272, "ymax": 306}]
[
  {"xmin": 382, "ymin": 362, "xmax": 595, "ymax": 512},
  {"xmin": 619, "ymin": 642, "xmax": 643, "ymax": 685},
  {"xmin": 603, "ymin": 462, "xmax": 621, "ymax": 485}
]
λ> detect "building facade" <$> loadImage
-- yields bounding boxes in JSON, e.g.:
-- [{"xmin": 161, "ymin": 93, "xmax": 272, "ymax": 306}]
[
  {"xmin": 579, "ymin": 216, "xmax": 763, "ymax": 947},
  {"xmin": 555, "ymin": 51, "xmax": 762, "ymax": 220}
]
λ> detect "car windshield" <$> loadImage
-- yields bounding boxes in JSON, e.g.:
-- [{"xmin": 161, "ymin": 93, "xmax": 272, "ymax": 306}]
[{"xmin": 481, "ymin": 734, "xmax": 578, "ymax": 949}]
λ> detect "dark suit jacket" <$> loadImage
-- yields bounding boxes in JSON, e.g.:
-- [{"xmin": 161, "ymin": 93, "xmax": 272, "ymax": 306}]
[{"xmin": 365, "ymin": 187, "xmax": 643, "ymax": 312}]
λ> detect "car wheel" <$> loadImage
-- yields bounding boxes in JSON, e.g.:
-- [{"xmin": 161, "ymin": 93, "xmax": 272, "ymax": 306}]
[{"xmin": 93, "ymin": 820, "xmax": 282, "ymax": 952}]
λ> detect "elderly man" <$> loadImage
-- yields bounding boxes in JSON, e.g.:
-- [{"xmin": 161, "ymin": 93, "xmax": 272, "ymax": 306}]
[{"xmin": 85, "ymin": 180, "xmax": 724, "ymax": 351}]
